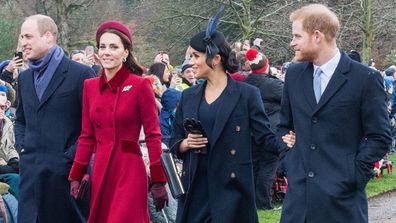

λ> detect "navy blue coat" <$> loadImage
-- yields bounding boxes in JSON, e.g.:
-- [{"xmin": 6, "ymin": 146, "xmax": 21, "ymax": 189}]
[
  {"xmin": 278, "ymin": 52, "xmax": 391, "ymax": 223},
  {"xmin": 15, "ymin": 56, "xmax": 95, "ymax": 223},
  {"xmin": 169, "ymin": 76, "xmax": 279, "ymax": 223}
]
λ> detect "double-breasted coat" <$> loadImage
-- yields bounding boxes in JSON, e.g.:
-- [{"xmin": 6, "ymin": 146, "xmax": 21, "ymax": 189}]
[
  {"xmin": 69, "ymin": 65, "xmax": 166, "ymax": 223},
  {"xmin": 169, "ymin": 76, "xmax": 279, "ymax": 223},
  {"xmin": 278, "ymin": 52, "xmax": 391, "ymax": 223},
  {"xmin": 14, "ymin": 56, "xmax": 96, "ymax": 223}
]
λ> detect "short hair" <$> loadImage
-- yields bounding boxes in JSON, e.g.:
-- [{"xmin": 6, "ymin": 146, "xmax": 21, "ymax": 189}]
[
  {"xmin": 25, "ymin": 14, "xmax": 58, "ymax": 39},
  {"xmin": 290, "ymin": 4, "xmax": 339, "ymax": 42}
]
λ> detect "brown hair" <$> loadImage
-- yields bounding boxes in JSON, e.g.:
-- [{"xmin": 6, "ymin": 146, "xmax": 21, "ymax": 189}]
[
  {"xmin": 98, "ymin": 29, "xmax": 143, "ymax": 76},
  {"xmin": 290, "ymin": 4, "xmax": 339, "ymax": 42}
]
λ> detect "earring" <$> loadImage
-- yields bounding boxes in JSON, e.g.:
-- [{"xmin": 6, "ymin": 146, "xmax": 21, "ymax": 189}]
[{"xmin": 123, "ymin": 58, "xmax": 126, "ymax": 62}]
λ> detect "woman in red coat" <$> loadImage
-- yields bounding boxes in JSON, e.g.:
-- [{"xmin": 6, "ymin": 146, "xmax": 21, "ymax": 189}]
[{"xmin": 68, "ymin": 20, "xmax": 168, "ymax": 223}]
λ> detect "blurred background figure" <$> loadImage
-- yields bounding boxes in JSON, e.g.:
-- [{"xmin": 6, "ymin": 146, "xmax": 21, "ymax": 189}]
[
  {"xmin": 348, "ymin": 50, "xmax": 361, "ymax": 63},
  {"xmin": 0, "ymin": 94, "xmax": 19, "ymax": 199},
  {"xmin": 180, "ymin": 63, "xmax": 196, "ymax": 89}
]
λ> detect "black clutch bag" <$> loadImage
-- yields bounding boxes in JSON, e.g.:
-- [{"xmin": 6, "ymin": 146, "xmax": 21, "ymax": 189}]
[
  {"xmin": 160, "ymin": 152, "xmax": 185, "ymax": 199},
  {"xmin": 77, "ymin": 174, "xmax": 90, "ymax": 200}
]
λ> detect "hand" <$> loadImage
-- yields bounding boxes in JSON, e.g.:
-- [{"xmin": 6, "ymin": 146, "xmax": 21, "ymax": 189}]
[
  {"xmin": 70, "ymin": 180, "xmax": 80, "ymax": 199},
  {"xmin": 88, "ymin": 53, "xmax": 100, "ymax": 65},
  {"xmin": 282, "ymin": 130, "xmax": 296, "ymax": 148},
  {"xmin": 180, "ymin": 133, "xmax": 208, "ymax": 153},
  {"xmin": 170, "ymin": 74, "xmax": 182, "ymax": 89},
  {"xmin": 86, "ymin": 53, "xmax": 96, "ymax": 66},
  {"xmin": 5, "ymin": 57, "xmax": 23, "ymax": 73},
  {"xmin": 151, "ymin": 183, "xmax": 168, "ymax": 212}
]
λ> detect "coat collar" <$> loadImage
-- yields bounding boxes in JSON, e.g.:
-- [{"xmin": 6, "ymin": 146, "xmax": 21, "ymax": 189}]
[
  {"xmin": 299, "ymin": 51, "xmax": 351, "ymax": 112},
  {"xmin": 210, "ymin": 75, "xmax": 240, "ymax": 150},
  {"xmin": 300, "ymin": 51, "xmax": 350, "ymax": 114},
  {"xmin": 312, "ymin": 51, "xmax": 349, "ymax": 113},
  {"xmin": 38, "ymin": 56, "xmax": 69, "ymax": 109},
  {"xmin": 99, "ymin": 65, "xmax": 130, "ymax": 93}
]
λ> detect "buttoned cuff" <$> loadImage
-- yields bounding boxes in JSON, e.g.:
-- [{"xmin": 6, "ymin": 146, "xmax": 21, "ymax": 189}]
[
  {"xmin": 68, "ymin": 162, "xmax": 88, "ymax": 182},
  {"xmin": 150, "ymin": 164, "xmax": 167, "ymax": 184}
]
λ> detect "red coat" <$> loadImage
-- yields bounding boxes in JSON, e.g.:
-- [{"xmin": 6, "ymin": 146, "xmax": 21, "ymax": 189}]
[{"xmin": 69, "ymin": 65, "xmax": 166, "ymax": 223}]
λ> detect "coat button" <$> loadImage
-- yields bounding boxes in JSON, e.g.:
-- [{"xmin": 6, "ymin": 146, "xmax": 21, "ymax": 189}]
[
  {"xmin": 230, "ymin": 172, "xmax": 236, "ymax": 178},
  {"xmin": 110, "ymin": 123, "xmax": 114, "ymax": 128},
  {"xmin": 96, "ymin": 107, "xmax": 101, "ymax": 112},
  {"xmin": 96, "ymin": 122, "xmax": 101, "ymax": 128},
  {"xmin": 109, "ymin": 106, "xmax": 114, "ymax": 112},
  {"xmin": 310, "ymin": 144, "xmax": 316, "ymax": 150},
  {"xmin": 235, "ymin": 126, "xmax": 241, "ymax": 132},
  {"xmin": 112, "ymin": 89, "xmax": 117, "ymax": 94},
  {"xmin": 308, "ymin": 171, "xmax": 315, "ymax": 178},
  {"xmin": 230, "ymin": 149, "xmax": 236, "ymax": 155},
  {"xmin": 312, "ymin": 117, "xmax": 318, "ymax": 123},
  {"xmin": 97, "ymin": 140, "xmax": 102, "ymax": 144}
]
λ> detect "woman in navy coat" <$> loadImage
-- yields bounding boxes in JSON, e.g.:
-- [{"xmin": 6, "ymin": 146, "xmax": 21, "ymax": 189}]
[{"xmin": 169, "ymin": 15, "xmax": 281, "ymax": 223}]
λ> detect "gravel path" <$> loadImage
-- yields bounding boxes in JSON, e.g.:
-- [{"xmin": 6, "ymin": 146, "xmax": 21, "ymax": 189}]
[{"xmin": 368, "ymin": 190, "xmax": 396, "ymax": 223}]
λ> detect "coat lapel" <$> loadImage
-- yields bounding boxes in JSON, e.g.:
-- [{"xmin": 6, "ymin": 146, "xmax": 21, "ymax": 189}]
[
  {"xmin": 38, "ymin": 57, "xmax": 68, "ymax": 109},
  {"xmin": 300, "ymin": 63, "xmax": 317, "ymax": 110},
  {"xmin": 185, "ymin": 82, "xmax": 204, "ymax": 119},
  {"xmin": 210, "ymin": 76, "xmax": 241, "ymax": 149},
  {"xmin": 24, "ymin": 69, "xmax": 40, "ymax": 108},
  {"xmin": 313, "ymin": 52, "xmax": 350, "ymax": 114}
]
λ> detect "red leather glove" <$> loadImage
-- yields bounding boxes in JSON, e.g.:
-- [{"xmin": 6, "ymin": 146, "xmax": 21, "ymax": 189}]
[
  {"xmin": 151, "ymin": 183, "xmax": 168, "ymax": 212},
  {"xmin": 70, "ymin": 180, "xmax": 80, "ymax": 199}
]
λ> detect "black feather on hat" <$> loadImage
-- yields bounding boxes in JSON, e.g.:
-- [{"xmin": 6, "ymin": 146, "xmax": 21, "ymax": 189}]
[{"xmin": 190, "ymin": 6, "xmax": 225, "ymax": 65}]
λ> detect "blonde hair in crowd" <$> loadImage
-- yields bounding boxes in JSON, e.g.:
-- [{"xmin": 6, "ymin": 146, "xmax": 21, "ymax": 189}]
[
  {"xmin": 25, "ymin": 14, "xmax": 58, "ymax": 40},
  {"xmin": 290, "ymin": 4, "xmax": 340, "ymax": 42}
]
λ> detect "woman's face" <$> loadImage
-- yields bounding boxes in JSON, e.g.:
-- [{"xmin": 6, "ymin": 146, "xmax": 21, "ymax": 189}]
[
  {"xmin": 98, "ymin": 32, "xmax": 128, "ymax": 74},
  {"xmin": 188, "ymin": 47, "xmax": 211, "ymax": 79},
  {"xmin": 163, "ymin": 68, "xmax": 171, "ymax": 83}
]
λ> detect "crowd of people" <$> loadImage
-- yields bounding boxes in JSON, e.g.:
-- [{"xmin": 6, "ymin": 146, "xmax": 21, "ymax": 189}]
[{"xmin": 0, "ymin": 3, "xmax": 393, "ymax": 223}]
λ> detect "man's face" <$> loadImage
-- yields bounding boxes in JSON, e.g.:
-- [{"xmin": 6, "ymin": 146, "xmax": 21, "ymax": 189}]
[
  {"xmin": 71, "ymin": 53, "xmax": 87, "ymax": 65},
  {"xmin": 20, "ymin": 19, "xmax": 53, "ymax": 60},
  {"xmin": 290, "ymin": 20, "xmax": 318, "ymax": 62}
]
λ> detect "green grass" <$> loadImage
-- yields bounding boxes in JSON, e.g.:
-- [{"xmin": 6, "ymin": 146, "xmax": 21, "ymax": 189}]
[{"xmin": 258, "ymin": 155, "xmax": 396, "ymax": 223}]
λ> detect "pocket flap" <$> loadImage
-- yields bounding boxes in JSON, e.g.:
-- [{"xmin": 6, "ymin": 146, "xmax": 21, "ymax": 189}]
[{"xmin": 121, "ymin": 139, "xmax": 142, "ymax": 156}]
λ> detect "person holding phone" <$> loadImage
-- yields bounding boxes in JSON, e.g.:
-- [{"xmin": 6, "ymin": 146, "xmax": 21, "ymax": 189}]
[
  {"xmin": 68, "ymin": 20, "xmax": 168, "ymax": 223},
  {"xmin": 1, "ymin": 45, "xmax": 28, "ymax": 87},
  {"xmin": 169, "ymin": 7, "xmax": 281, "ymax": 223}
]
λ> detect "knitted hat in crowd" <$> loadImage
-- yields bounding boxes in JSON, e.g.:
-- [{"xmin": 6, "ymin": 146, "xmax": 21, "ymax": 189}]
[
  {"xmin": 0, "ymin": 85, "xmax": 8, "ymax": 94},
  {"xmin": 245, "ymin": 48, "xmax": 269, "ymax": 74},
  {"xmin": 96, "ymin": 20, "xmax": 132, "ymax": 45},
  {"xmin": 181, "ymin": 63, "xmax": 192, "ymax": 73}
]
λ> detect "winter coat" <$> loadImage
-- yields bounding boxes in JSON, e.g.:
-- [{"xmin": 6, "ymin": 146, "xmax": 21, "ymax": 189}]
[
  {"xmin": 69, "ymin": 65, "xmax": 166, "ymax": 223},
  {"xmin": 15, "ymin": 56, "xmax": 95, "ymax": 223},
  {"xmin": 170, "ymin": 76, "xmax": 279, "ymax": 223},
  {"xmin": 278, "ymin": 52, "xmax": 391, "ymax": 223}
]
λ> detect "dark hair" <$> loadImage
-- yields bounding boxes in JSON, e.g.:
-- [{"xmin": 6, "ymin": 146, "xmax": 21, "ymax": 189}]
[
  {"xmin": 99, "ymin": 29, "xmax": 143, "ymax": 76},
  {"xmin": 149, "ymin": 62, "xmax": 167, "ymax": 84},
  {"xmin": 207, "ymin": 42, "xmax": 239, "ymax": 74}
]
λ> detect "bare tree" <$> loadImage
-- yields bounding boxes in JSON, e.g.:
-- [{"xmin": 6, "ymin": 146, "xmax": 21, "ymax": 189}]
[{"xmin": 13, "ymin": 0, "xmax": 98, "ymax": 52}]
